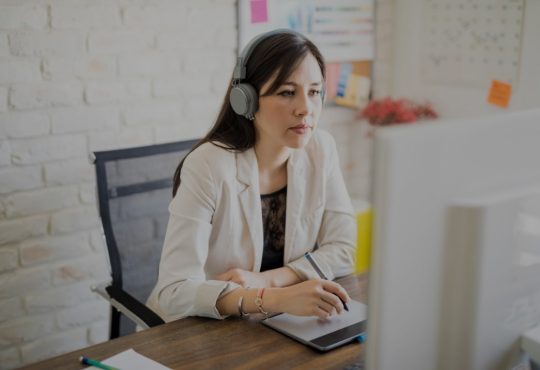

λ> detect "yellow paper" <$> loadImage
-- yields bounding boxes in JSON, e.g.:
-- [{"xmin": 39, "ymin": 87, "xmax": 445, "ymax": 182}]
[
  {"xmin": 335, "ymin": 74, "xmax": 361, "ymax": 108},
  {"xmin": 352, "ymin": 199, "xmax": 372, "ymax": 273},
  {"xmin": 355, "ymin": 208, "xmax": 372, "ymax": 273}
]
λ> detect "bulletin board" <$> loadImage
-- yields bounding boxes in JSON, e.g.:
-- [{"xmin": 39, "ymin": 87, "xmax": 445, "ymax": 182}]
[
  {"xmin": 238, "ymin": 0, "xmax": 375, "ymax": 109},
  {"xmin": 421, "ymin": 0, "xmax": 525, "ymax": 87}
]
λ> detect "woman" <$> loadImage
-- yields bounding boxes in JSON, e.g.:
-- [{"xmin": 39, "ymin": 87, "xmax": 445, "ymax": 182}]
[{"xmin": 147, "ymin": 29, "xmax": 356, "ymax": 321}]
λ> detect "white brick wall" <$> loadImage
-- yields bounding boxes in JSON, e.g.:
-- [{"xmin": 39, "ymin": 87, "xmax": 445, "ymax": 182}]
[
  {"xmin": 20, "ymin": 327, "xmax": 87, "ymax": 365},
  {"xmin": 49, "ymin": 206, "xmax": 99, "ymax": 234},
  {"xmin": 9, "ymin": 31, "xmax": 87, "ymax": 57},
  {"xmin": 0, "ymin": 87, "xmax": 7, "ymax": 112},
  {"xmin": 10, "ymin": 135, "xmax": 86, "ymax": 165},
  {"xmin": 0, "ymin": 4, "xmax": 48, "ymax": 30},
  {"xmin": 0, "ymin": 1, "xmax": 236, "ymax": 368},
  {"xmin": 0, "ymin": 313, "xmax": 56, "ymax": 347},
  {"xmin": 0, "ymin": 215, "xmax": 48, "ymax": 246},
  {"xmin": 9, "ymin": 83, "xmax": 84, "ymax": 110},
  {"xmin": 44, "ymin": 159, "xmax": 94, "ymax": 186},
  {"xmin": 0, "ymin": 248, "xmax": 18, "ymax": 273},
  {"xmin": 0, "ymin": 298, "xmax": 24, "ymax": 322},
  {"xmin": 5, "ymin": 186, "xmax": 80, "ymax": 218},
  {"xmin": 19, "ymin": 233, "xmax": 93, "ymax": 267},
  {"xmin": 0, "ymin": 112, "xmax": 50, "ymax": 139},
  {"xmin": 0, "ymin": 140, "xmax": 11, "ymax": 166},
  {"xmin": 50, "ymin": 3, "xmax": 122, "ymax": 30},
  {"xmin": 50, "ymin": 106, "xmax": 121, "ymax": 134},
  {"xmin": 0, "ymin": 35, "xmax": 9, "ymax": 58},
  {"xmin": 0, "ymin": 166, "xmax": 43, "ymax": 194},
  {"xmin": 43, "ymin": 56, "xmax": 117, "ymax": 81},
  {"xmin": 0, "ymin": 59, "xmax": 41, "ymax": 84},
  {"xmin": 88, "ymin": 31, "xmax": 155, "ymax": 55},
  {"xmin": 0, "ymin": 0, "xmax": 394, "ymax": 368},
  {"xmin": 0, "ymin": 267, "xmax": 50, "ymax": 300}
]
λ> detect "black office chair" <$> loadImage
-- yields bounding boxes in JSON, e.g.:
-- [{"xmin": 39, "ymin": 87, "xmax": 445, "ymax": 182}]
[{"xmin": 91, "ymin": 139, "xmax": 198, "ymax": 339}]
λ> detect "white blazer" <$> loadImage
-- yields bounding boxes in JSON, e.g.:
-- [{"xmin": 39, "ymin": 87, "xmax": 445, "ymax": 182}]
[{"xmin": 146, "ymin": 129, "xmax": 356, "ymax": 321}]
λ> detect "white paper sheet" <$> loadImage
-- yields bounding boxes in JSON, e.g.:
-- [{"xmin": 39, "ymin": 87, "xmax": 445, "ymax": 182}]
[{"xmin": 83, "ymin": 348, "xmax": 171, "ymax": 370}]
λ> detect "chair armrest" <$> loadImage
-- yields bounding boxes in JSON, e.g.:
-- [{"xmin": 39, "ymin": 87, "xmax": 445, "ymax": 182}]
[{"xmin": 92, "ymin": 282, "xmax": 165, "ymax": 329}]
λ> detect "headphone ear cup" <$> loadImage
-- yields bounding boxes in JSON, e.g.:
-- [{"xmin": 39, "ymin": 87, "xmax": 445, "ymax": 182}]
[{"xmin": 230, "ymin": 83, "xmax": 259, "ymax": 118}]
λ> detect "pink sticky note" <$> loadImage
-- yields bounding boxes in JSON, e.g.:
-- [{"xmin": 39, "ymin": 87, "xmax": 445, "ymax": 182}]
[
  {"xmin": 325, "ymin": 63, "xmax": 341, "ymax": 100},
  {"xmin": 250, "ymin": 0, "xmax": 268, "ymax": 24}
]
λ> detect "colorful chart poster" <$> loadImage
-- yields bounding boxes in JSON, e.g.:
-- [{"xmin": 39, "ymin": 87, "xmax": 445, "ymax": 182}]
[
  {"xmin": 238, "ymin": 0, "xmax": 374, "ymax": 108},
  {"xmin": 239, "ymin": 0, "xmax": 375, "ymax": 63}
]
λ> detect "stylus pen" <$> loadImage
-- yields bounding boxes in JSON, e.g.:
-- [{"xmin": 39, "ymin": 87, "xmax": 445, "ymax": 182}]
[
  {"xmin": 304, "ymin": 252, "xmax": 349, "ymax": 311},
  {"xmin": 79, "ymin": 356, "xmax": 121, "ymax": 370}
]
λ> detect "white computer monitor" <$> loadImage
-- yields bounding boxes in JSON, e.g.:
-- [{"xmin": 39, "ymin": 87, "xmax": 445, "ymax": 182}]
[{"xmin": 365, "ymin": 109, "xmax": 540, "ymax": 370}]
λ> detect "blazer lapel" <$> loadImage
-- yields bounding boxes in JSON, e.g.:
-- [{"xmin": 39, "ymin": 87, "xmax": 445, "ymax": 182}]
[
  {"xmin": 236, "ymin": 149, "xmax": 264, "ymax": 271},
  {"xmin": 284, "ymin": 150, "xmax": 306, "ymax": 263}
]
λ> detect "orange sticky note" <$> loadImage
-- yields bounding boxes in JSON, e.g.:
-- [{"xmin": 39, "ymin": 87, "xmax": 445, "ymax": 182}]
[{"xmin": 487, "ymin": 80, "xmax": 512, "ymax": 108}]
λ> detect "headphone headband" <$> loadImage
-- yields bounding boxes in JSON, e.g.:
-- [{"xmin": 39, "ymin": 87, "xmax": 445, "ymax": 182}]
[
  {"xmin": 229, "ymin": 29, "xmax": 323, "ymax": 119},
  {"xmin": 233, "ymin": 29, "xmax": 304, "ymax": 81}
]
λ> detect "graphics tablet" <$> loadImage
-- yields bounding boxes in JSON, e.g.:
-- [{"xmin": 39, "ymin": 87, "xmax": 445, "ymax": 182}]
[{"xmin": 261, "ymin": 300, "xmax": 367, "ymax": 351}]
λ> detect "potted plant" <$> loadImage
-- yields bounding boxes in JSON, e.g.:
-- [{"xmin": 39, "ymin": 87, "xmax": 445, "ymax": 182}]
[{"xmin": 358, "ymin": 97, "xmax": 438, "ymax": 132}]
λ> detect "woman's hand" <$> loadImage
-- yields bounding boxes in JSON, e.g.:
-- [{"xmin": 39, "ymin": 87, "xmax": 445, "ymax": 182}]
[
  {"xmin": 215, "ymin": 268, "xmax": 269, "ymax": 288},
  {"xmin": 267, "ymin": 279, "xmax": 351, "ymax": 320}
]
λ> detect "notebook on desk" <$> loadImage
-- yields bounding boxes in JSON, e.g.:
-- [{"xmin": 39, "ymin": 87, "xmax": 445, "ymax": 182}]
[{"xmin": 262, "ymin": 299, "xmax": 367, "ymax": 351}]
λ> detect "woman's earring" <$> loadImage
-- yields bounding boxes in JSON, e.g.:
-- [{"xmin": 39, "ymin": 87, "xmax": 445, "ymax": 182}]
[{"xmin": 247, "ymin": 115, "xmax": 255, "ymax": 121}]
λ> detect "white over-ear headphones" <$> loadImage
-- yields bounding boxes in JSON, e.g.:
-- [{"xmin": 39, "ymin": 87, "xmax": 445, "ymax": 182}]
[{"xmin": 229, "ymin": 29, "xmax": 324, "ymax": 119}]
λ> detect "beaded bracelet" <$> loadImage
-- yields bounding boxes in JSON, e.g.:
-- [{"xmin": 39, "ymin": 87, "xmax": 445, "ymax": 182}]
[
  {"xmin": 255, "ymin": 288, "xmax": 269, "ymax": 318},
  {"xmin": 237, "ymin": 296, "xmax": 249, "ymax": 318}
]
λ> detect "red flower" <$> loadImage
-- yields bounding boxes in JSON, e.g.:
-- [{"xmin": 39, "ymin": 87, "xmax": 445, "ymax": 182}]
[{"xmin": 358, "ymin": 97, "xmax": 438, "ymax": 126}]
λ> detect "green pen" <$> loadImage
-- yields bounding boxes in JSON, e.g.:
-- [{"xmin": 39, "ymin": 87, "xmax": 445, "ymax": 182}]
[{"xmin": 79, "ymin": 356, "xmax": 121, "ymax": 370}]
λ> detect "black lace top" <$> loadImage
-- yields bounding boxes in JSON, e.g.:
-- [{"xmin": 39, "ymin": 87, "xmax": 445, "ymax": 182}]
[{"xmin": 260, "ymin": 186, "xmax": 287, "ymax": 272}]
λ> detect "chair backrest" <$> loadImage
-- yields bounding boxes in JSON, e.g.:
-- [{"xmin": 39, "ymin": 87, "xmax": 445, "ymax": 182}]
[{"xmin": 93, "ymin": 139, "xmax": 198, "ymax": 337}]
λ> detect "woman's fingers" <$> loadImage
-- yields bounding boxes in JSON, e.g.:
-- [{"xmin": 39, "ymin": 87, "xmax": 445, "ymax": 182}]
[
  {"xmin": 314, "ymin": 306, "xmax": 332, "ymax": 320},
  {"xmin": 320, "ymin": 292, "xmax": 344, "ymax": 314},
  {"xmin": 312, "ymin": 280, "xmax": 349, "ymax": 315},
  {"xmin": 320, "ymin": 280, "xmax": 350, "ymax": 304},
  {"xmin": 317, "ymin": 299, "xmax": 338, "ymax": 317},
  {"xmin": 277, "ymin": 279, "xmax": 353, "ymax": 318},
  {"xmin": 215, "ymin": 269, "xmax": 244, "ymax": 286},
  {"xmin": 215, "ymin": 269, "xmax": 266, "ymax": 288}
]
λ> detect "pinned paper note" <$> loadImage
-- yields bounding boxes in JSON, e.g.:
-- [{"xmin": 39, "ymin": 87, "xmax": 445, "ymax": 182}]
[
  {"xmin": 325, "ymin": 63, "xmax": 341, "ymax": 101},
  {"xmin": 333, "ymin": 62, "xmax": 371, "ymax": 108},
  {"xmin": 250, "ymin": 0, "xmax": 268, "ymax": 24},
  {"xmin": 487, "ymin": 80, "xmax": 512, "ymax": 108},
  {"xmin": 335, "ymin": 70, "xmax": 371, "ymax": 109},
  {"xmin": 83, "ymin": 349, "xmax": 171, "ymax": 370}
]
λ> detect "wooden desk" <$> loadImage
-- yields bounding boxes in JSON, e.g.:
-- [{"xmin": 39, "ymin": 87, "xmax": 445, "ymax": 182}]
[{"xmin": 19, "ymin": 274, "xmax": 367, "ymax": 370}]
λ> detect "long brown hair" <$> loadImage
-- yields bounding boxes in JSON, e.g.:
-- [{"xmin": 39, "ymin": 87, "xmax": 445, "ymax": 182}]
[{"xmin": 173, "ymin": 31, "xmax": 326, "ymax": 196}]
